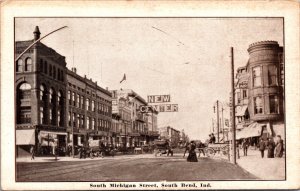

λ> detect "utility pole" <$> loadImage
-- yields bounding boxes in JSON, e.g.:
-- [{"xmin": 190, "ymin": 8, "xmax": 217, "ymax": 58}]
[
  {"xmin": 216, "ymin": 100, "xmax": 220, "ymax": 143},
  {"xmin": 222, "ymin": 107, "xmax": 224, "ymax": 142},
  {"xmin": 230, "ymin": 47, "xmax": 237, "ymax": 164}
]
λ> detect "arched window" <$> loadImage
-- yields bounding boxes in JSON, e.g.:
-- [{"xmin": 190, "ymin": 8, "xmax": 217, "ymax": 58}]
[
  {"xmin": 25, "ymin": 58, "xmax": 32, "ymax": 71},
  {"xmin": 40, "ymin": 85, "xmax": 44, "ymax": 101},
  {"xmin": 16, "ymin": 59, "xmax": 23, "ymax": 72},
  {"xmin": 17, "ymin": 83, "xmax": 32, "ymax": 124},
  {"xmin": 49, "ymin": 88, "xmax": 54, "ymax": 103}
]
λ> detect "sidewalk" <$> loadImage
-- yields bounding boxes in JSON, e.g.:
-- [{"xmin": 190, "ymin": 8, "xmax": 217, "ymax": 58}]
[{"xmin": 236, "ymin": 148, "xmax": 285, "ymax": 180}]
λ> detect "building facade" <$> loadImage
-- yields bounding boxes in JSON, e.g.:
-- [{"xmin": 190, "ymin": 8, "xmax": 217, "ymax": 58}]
[
  {"xmin": 15, "ymin": 26, "xmax": 112, "ymax": 157},
  {"xmin": 111, "ymin": 89, "xmax": 159, "ymax": 147},
  {"xmin": 235, "ymin": 41, "xmax": 285, "ymax": 143},
  {"xmin": 66, "ymin": 68, "xmax": 112, "ymax": 149},
  {"xmin": 158, "ymin": 126, "xmax": 181, "ymax": 147}
]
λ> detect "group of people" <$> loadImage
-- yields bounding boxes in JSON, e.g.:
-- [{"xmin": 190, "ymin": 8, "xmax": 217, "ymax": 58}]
[
  {"xmin": 239, "ymin": 135, "xmax": 284, "ymax": 158},
  {"xmin": 183, "ymin": 141, "xmax": 203, "ymax": 162},
  {"xmin": 258, "ymin": 135, "xmax": 284, "ymax": 158}
]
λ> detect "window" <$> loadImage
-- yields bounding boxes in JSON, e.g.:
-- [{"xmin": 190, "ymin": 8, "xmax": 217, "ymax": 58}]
[
  {"xmin": 243, "ymin": 90, "xmax": 247, "ymax": 98},
  {"xmin": 68, "ymin": 91, "xmax": 71, "ymax": 105},
  {"xmin": 72, "ymin": 92, "xmax": 75, "ymax": 106},
  {"xmin": 254, "ymin": 96, "xmax": 263, "ymax": 114},
  {"xmin": 86, "ymin": 98, "xmax": 90, "ymax": 110},
  {"xmin": 25, "ymin": 58, "xmax": 32, "ymax": 71},
  {"xmin": 268, "ymin": 65, "xmax": 277, "ymax": 86},
  {"xmin": 17, "ymin": 59, "xmax": 23, "ymax": 72},
  {"xmin": 40, "ymin": 107, "xmax": 44, "ymax": 124},
  {"xmin": 53, "ymin": 66, "xmax": 56, "ymax": 79},
  {"xmin": 73, "ymin": 113, "xmax": 76, "ymax": 127},
  {"xmin": 68, "ymin": 112, "xmax": 71, "ymax": 126},
  {"xmin": 81, "ymin": 96, "xmax": 84, "ymax": 109},
  {"xmin": 40, "ymin": 85, "xmax": 44, "ymax": 101},
  {"xmin": 49, "ymin": 108, "xmax": 52, "ymax": 122},
  {"xmin": 81, "ymin": 115, "xmax": 84, "ymax": 128},
  {"xmin": 44, "ymin": 61, "xmax": 48, "ymax": 74},
  {"xmin": 49, "ymin": 88, "xmax": 54, "ymax": 103},
  {"xmin": 77, "ymin": 114, "xmax": 80, "ymax": 128},
  {"xmin": 57, "ymin": 110, "xmax": 60, "ymax": 126},
  {"xmin": 76, "ymin": 94, "xmax": 80, "ymax": 107},
  {"xmin": 92, "ymin": 118, "xmax": 95, "ymax": 130},
  {"xmin": 49, "ymin": 65, "xmax": 52, "ymax": 76},
  {"xmin": 270, "ymin": 95, "xmax": 279, "ymax": 113},
  {"xmin": 253, "ymin": 66, "xmax": 262, "ymax": 87},
  {"xmin": 57, "ymin": 68, "xmax": 60, "ymax": 81},
  {"xmin": 61, "ymin": 70, "xmax": 64, "ymax": 81},
  {"xmin": 237, "ymin": 92, "xmax": 241, "ymax": 104},
  {"xmin": 87, "ymin": 117, "xmax": 90, "ymax": 129},
  {"xmin": 92, "ymin": 100, "xmax": 95, "ymax": 111},
  {"xmin": 57, "ymin": 91, "xmax": 62, "ymax": 105}
]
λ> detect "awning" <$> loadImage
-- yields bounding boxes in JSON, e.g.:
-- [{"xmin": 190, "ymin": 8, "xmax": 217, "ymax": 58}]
[
  {"xmin": 236, "ymin": 105, "xmax": 248, "ymax": 117},
  {"xmin": 16, "ymin": 129, "xmax": 35, "ymax": 145},
  {"xmin": 236, "ymin": 122, "xmax": 263, "ymax": 139}
]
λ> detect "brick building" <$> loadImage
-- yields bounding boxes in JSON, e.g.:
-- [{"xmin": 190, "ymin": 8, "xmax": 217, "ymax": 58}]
[
  {"xmin": 15, "ymin": 26, "xmax": 112, "ymax": 157},
  {"xmin": 158, "ymin": 126, "xmax": 181, "ymax": 147}
]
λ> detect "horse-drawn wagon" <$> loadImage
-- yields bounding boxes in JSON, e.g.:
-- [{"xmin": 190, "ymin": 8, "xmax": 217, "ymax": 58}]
[{"xmin": 204, "ymin": 143, "xmax": 229, "ymax": 157}]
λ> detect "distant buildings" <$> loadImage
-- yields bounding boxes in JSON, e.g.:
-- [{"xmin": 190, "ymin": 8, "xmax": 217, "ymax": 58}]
[
  {"xmin": 158, "ymin": 126, "xmax": 181, "ymax": 147},
  {"xmin": 234, "ymin": 41, "xmax": 284, "ymax": 144},
  {"xmin": 111, "ymin": 89, "xmax": 159, "ymax": 147}
]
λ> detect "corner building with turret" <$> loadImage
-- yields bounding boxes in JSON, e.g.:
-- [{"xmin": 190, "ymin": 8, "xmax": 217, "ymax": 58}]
[{"xmin": 235, "ymin": 41, "xmax": 285, "ymax": 144}]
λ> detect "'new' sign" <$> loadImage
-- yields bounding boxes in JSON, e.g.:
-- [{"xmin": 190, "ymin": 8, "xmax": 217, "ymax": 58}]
[{"xmin": 147, "ymin": 95, "xmax": 171, "ymax": 103}]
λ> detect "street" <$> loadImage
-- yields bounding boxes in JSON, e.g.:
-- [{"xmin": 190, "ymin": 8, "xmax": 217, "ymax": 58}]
[{"xmin": 16, "ymin": 154, "xmax": 257, "ymax": 181}]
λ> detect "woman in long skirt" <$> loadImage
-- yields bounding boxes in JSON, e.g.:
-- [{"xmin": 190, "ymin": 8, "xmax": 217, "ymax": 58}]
[{"xmin": 187, "ymin": 141, "xmax": 198, "ymax": 162}]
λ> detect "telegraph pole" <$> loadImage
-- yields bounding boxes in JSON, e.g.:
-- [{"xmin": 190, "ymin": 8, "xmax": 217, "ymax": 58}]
[
  {"xmin": 222, "ymin": 107, "xmax": 224, "ymax": 142},
  {"xmin": 230, "ymin": 47, "xmax": 237, "ymax": 164},
  {"xmin": 216, "ymin": 100, "xmax": 220, "ymax": 143}
]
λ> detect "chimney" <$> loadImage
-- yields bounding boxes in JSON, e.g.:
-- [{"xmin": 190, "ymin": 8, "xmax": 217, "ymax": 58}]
[
  {"xmin": 74, "ymin": 67, "xmax": 77, "ymax": 73},
  {"xmin": 33, "ymin": 26, "xmax": 41, "ymax": 41}
]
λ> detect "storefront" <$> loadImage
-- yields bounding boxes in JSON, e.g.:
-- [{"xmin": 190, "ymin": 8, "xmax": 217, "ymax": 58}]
[
  {"xmin": 16, "ymin": 129, "xmax": 36, "ymax": 157},
  {"xmin": 38, "ymin": 131, "xmax": 67, "ymax": 156}
]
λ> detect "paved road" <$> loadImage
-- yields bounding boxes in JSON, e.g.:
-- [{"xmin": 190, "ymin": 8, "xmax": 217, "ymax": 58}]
[{"xmin": 16, "ymin": 154, "xmax": 257, "ymax": 181}]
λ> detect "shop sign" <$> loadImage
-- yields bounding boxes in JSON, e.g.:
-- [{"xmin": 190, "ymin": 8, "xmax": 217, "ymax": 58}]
[{"xmin": 148, "ymin": 95, "xmax": 171, "ymax": 103}]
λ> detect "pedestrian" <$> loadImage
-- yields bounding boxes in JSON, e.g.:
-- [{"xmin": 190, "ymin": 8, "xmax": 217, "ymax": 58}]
[
  {"xmin": 187, "ymin": 141, "xmax": 198, "ymax": 162},
  {"xmin": 198, "ymin": 140, "xmax": 206, "ymax": 157},
  {"xmin": 275, "ymin": 135, "xmax": 284, "ymax": 158},
  {"xmin": 259, "ymin": 138, "xmax": 265, "ymax": 158},
  {"xmin": 208, "ymin": 134, "xmax": 212, "ymax": 144},
  {"xmin": 30, "ymin": 145, "xmax": 35, "ymax": 160},
  {"xmin": 242, "ymin": 139, "xmax": 249, "ymax": 156},
  {"xmin": 183, "ymin": 142, "xmax": 190, "ymax": 158},
  {"xmin": 211, "ymin": 133, "xmax": 216, "ymax": 144},
  {"xmin": 166, "ymin": 141, "xmax": 173, "ymax": 157},
  {"xmin": 99, "ymin": 142, "xmax": 105, "ymax": 158},
  {"xmin": 267, "ymin": 137, "xmax": 275, "ymax": 158}
]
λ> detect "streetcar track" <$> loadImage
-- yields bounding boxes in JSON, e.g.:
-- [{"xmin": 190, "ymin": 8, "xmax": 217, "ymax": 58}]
[{"xmin": 17, "ymin": 158, "xmax": 137, "ymax": 181}]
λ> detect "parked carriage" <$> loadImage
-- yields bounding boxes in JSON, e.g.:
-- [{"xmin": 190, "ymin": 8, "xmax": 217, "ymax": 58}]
[{"xmin": 203, "ymin": 143, "xmax": 230, "ymax": 157}]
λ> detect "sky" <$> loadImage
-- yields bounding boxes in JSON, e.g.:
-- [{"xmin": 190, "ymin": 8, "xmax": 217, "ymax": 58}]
[{"xmin": 15, "ymin": 18, "xmax": 283, "ymax": 140}]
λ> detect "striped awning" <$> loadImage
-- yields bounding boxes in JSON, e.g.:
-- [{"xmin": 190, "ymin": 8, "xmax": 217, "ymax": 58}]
[{"xmin": 236, "ymin": 122, "xmax": 263, "ymax": 139}]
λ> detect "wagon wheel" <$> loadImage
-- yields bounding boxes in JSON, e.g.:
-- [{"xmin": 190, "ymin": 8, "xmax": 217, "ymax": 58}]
[
  {"xmin": 205, "ymin": 148, "xmax": 215, "ymax": 158},
  {"xmin": 221, "ymin": 145, "xmax": 229, "ymax": 156}
]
